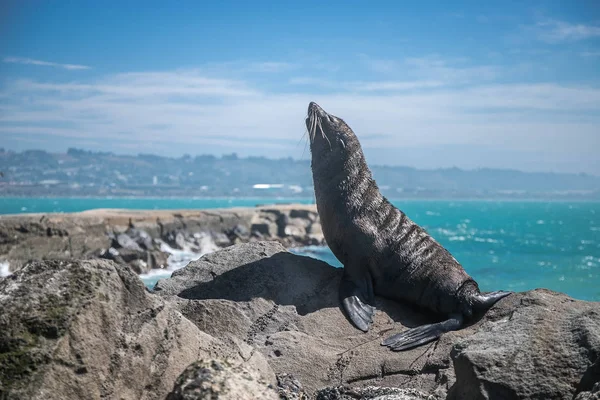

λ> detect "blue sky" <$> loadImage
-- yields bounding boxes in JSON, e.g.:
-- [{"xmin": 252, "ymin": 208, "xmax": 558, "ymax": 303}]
[{"xmin": 1, "ymin": 0, "xmax": 599, "ymax": 173}]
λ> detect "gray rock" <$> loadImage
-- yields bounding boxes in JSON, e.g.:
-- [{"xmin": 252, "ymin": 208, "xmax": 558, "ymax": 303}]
[
  {"xmin": 276, "ymin": 373, "xmax": 309, "ymax": 399},
  {"xmin": 230, "ymin": 223, "xmax": 250, "ymax": 240},
  {"xmin": 116, "ymin": 232, "xmax": 143, "ymax": 251},
  {"xmin": 127, "ymin": 227, "xmax": 154, "ymax": 250},
  {"xmin": 155, "ymin": 241, "xmax": 600, "ymax": 398},
  {"xmin": 154, "ymin": 241, "xmax": 457, "ymax": 395},
  {"xmin": 211, "ymin": 232, "xmax": 231, "ymax": 247},
  {"xmin": 0, "ymin": 259, "xmax": 273, "ymax": 400},
  {"xmin": 165, "ymin": 359, "xmax": 279, "ymax": 400},
  {"xmin": 576, "ymin": 382, "xmax": 600, "ymax": 400},
  {"xmin": 175, "ymin": 232, "xmax": 188, "ymax": 250},
  {"xmin": 315, "ymin": 386, "xmax": 434, "ymax": 400},
  {"xmin": 0, "ymin": 205, "xmax": 321, "ymax": 275},
  {"xmin": 449, "ymin": 289, "xmax": 600, "ymax": 400}
]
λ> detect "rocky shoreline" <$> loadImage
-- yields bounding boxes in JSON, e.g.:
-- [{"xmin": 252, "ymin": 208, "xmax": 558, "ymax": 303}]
[
  {"xmin": 1, "ymin": 207, "xmax": 599, "ymax": 399},
  {"xmin": 0, "ymin": 241, "xmax": 598, "ymax": 399},
  {"xmin": 0, "ymin": 205, "xmax": 325, "ymax": 275}
]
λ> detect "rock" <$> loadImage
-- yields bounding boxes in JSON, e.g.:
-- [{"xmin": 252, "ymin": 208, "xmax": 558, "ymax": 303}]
[
  {"xmin": 276, "ymin": 373, "xmax": 309, "ymax": 399},
  {"xmin": 0, "ymin": 205, "xmax": 321, "ymax": 276},
  {"xmin": 284, "ymin": 223, "xmax": 305, "ymax": 237},
  {"xmin": 251, "ymin": 222, "xmax": 279, "ymax": 237},
  {"xmin": 148, "ymin": 250, "xmax": 170, "ymax": 269},
  {"xmin": 165, "ymin": 359, "xmax": 279, "ymax": 400},
  {"xmin": 448, "ymin": 289, "xmax": 600, "ymax": 400},
  {"xmin": 289, "ymin": 209, "xmax": 318, "ymax": 222},
  {"xmin": 231, "ymin": 224, "xmax": 250, "ymax": 240},
  {"xmin": 576, "ymin": 382, "xmax": 600, "ymax": 400},
  {"xmin": 175, "ymin": 232, "xmax": 188, "ymax": 250},
  {"xmin": 129, "ymin": 259, "xmax": 149, "ymax": 274},
  {"xmin": 153, "ymin": 241, "xmax": 453, "ymax": 395},
  {"xmin": 211, "ymin": 232, "xmax": 231, "ymax": 247},
  {"xmin": 0, "ymin": 258, "xmax": 273, "ymax": 400},
  {"xmin": 115, "ymin": 247, "xmax": 145, "ymax": 263},
  {"xmin": 307, "ymin": 222, "xmax": 323, "ymax": 237},
  {"xmin": 115, "ymin": 232, "xmax": 143, "ymax": 252},
  {"xmin": 155, "ymin": 241, "xmax": 600, "ymax": 398},
  {"xmin": 315, "ymin": 386, "xmax": 433, "ymax": 400},
  {"xmin": 126, "ymin": 227, "xmax": 154, "ymax": 250}
]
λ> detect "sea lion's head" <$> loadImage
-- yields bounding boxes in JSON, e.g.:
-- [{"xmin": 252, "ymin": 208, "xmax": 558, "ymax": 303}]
[{"xmin": 305, "ymin": 102, "xmax": 359, "ymax": 161}]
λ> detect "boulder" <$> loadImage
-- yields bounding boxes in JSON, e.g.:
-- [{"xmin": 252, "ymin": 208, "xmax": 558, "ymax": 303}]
[
  {"xmin": 148, "ymin": 250, "xmax": 170, "ymax": 269},
  {"xmin": 316, "ymin": 386, "xmax": 432, "ymax": 400},
  {"xmin": 0, "ymin": 259, "xmax": 274, "ymax": 400},
  {"xmin": 448, "ymin": 289, "xmax": 600, "ymax": 400},
  {"xmin": 165, "ymin": 359, "xmax": 279, "ymax": 400},
  {"xmin": 115, "ymin": 233, "xmax": 142, "ymax": 252},
  {"xmin": 154, "ymin": 241, "xmax": 600, "ymax": 399},
  {"xmin": 126, "ymin": 227, "xmax": 154, "ymax": 250}
]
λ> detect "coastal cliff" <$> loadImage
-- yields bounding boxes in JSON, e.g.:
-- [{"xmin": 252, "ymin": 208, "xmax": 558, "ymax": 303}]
[{"xmin": 0, "ymin": 242, "xmax": 598, "ymax": 399}]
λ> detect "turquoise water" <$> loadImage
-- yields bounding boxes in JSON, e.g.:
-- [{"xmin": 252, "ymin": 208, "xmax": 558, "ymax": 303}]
[
  {"xmin": 295, "ymin": 201, "xmax": 600, "ymax": 301},
  {"xmin": 1, "ymin": 198, "xmax": 599, "ymax": 301}
]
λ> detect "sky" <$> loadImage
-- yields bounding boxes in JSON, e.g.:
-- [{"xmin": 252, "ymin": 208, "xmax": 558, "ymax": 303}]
[{"xmin": 0, "ymin": 1, "xmax": 599, "ymax": 174}]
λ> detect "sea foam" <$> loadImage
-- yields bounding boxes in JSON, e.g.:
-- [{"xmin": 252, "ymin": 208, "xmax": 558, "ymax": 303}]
[
  {"xmin": 140, "ymin": 234, "xmax": 220, "ymax": 288},
  {"xmin": 0, "ymin": 261, "xmax": 11, "ymax": 278}
]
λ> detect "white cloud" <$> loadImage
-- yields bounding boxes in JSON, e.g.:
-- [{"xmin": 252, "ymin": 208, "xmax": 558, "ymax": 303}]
[
  {"xmin": 534, "ymin": 19, "xmax": 600, "ymax": 43},
  {"xmin": 1, "ymin": 60, "xmax": 599, "ymax": 172},
  {"xmin": 3, "ymin": 56, "xmax": 91, "ymax": 70},
  {"xmin": 360, "ymin": 55, "xmax": 501, "ymax": 84}
]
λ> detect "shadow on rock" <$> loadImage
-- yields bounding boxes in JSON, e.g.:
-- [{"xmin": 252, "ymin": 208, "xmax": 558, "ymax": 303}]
[
  {"xmin": 178, "ymin": 251, "xmax": 341, "ymax": 315},
  {"xmin": 159, "ymin": 241, "xmax": 436, "ymax": 328}
]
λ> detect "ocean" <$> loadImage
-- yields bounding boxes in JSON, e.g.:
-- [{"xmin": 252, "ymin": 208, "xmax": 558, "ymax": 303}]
[{"xmin": 1, "ymin": 197, "xmax": 599, "ymax": 301}]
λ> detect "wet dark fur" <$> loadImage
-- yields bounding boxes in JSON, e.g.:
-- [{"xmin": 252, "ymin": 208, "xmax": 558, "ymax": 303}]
[{"xmin": 306, "ymin": 102, "xmax": 481, "ymax": 318}]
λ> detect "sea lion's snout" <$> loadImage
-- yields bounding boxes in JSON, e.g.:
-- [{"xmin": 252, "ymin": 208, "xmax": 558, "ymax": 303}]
[
  {"xmin": 308, "ymin": 101, "xmax": 326, "ymax": 117},
  {"xmin": 306, "ymin": 101, "xmax": 352, "ymax": 153}
]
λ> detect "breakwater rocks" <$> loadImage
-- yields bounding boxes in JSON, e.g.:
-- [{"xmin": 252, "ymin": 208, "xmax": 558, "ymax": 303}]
[
  {"xmin": 0, "ymin": 205, "xmax": 324, "ymax": 275},
  {"xmin": 1, "ymin": 241, "xmax": 599, "ymax": 399}
]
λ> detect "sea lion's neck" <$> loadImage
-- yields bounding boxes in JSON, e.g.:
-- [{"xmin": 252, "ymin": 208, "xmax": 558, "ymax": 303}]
[{"xmin": 312, "ymin": 143, "xmax": 381, "ymax": 213}]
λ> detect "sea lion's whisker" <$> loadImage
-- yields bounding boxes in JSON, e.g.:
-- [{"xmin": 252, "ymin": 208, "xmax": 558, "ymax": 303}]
[
  {"xmin": 317, "ymin": 118, "xmax": 332, "ymax": 150},
  {"xmin": 311, "ymin": 113, "xmax": 318, "ymax": 142}
]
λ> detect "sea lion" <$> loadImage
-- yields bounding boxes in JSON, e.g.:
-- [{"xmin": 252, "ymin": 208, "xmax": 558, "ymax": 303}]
[{"xmin": 305, "ymin": 102, "xmax": 511, "ymax": 351}]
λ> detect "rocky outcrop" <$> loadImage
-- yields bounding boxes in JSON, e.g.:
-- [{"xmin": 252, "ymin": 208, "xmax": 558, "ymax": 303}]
[
  {"xmin": 165, "ymin": 359, "xmax": 279, "ymax": 400},
  {"xmin": 0, "ymin": 258, "xmax": 274, "ymax": 400},
  {"xmin": 448, "ymin": 289, "xmax": 600, "ymax": 399},
  {"xmin": 315, "ymin": 386, "xmax": 432, "ymax": 400},
  {"xmin": 0, "ymin": 205, "xmax": 324, "ymax": 275},
  {"xmin": 1, "ymin": 241, "xmax": 599, "ymax": 399},
  {"xmin": 154, "ymin": 241, "xmax": 600, "ymax": 399}
]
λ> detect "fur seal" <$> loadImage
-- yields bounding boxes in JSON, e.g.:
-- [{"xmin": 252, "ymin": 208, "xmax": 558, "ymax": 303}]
[{"xmin": 305, "ymin": 102, "xmax": 511, "ymax": 351}]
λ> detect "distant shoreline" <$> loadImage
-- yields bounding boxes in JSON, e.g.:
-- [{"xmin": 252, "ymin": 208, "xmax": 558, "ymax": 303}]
[{"xmin": 2, "ymin": 195, "xmax": 600, "ymax": 201}]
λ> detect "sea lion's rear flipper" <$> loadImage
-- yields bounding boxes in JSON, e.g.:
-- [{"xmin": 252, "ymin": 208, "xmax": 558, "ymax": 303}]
[
  {"xmin": 381, "ymin": 314, "xmax": 463, "ymax": 351},
  {"xmin": 474, "ymin": 290, "xmax": 512, "ymax": 310},
  {"xmin": 340, "ymin": 274, "xmax": 376, "ymax": 332}
]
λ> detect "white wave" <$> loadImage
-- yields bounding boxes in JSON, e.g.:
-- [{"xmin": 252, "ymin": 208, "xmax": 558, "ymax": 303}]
[
  {"xmin": 139, "ymin": 234, "xmax": 220, "ymax": 285},
  {"xmin": 0, "ymin": 261, "xmax": 11, "ymax": 278}
]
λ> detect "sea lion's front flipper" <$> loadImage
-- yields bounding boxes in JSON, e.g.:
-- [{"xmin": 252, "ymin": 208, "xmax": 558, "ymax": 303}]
[
  {"xmin": 381, "ymin": 314, "xmax": 463, "ymax": 351},
  {"xmin": 339, "ymin": 273, "xmax": 375, "ymax": 332}
]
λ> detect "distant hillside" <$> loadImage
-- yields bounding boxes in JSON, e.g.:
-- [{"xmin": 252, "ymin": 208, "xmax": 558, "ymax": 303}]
[{"xmin": 0, "ymin": 148, "xmax": 599, "ymax": 199}]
